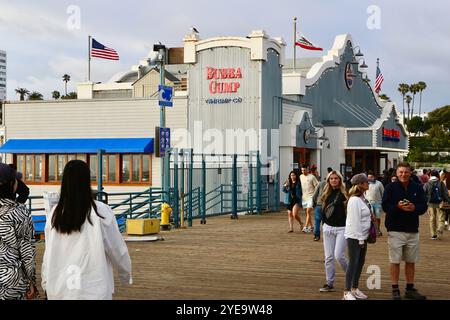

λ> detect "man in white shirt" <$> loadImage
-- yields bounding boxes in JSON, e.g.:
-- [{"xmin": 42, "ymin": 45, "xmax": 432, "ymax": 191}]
[
  {"xmin": 365, "ymin": 170, "xmax": 384, "ymax": 236},
  {"xmin": 300, "ymin": 164, "xmax": 319, "ymax": 233}
]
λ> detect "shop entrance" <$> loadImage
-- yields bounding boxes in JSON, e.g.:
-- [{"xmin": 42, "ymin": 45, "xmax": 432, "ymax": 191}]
[
  {"xmin": 293, "ymin": 147, "xmax": 311, "ymax": 171},
  {"xmin": 345, "ymin": 150, "xmax": 381, "ymax": 175}
]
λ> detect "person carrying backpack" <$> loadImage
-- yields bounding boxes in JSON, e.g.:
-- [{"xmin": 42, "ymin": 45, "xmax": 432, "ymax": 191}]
[{"xmin": 423, "ymin": 170, "xmax": 450, "ymax": 239}]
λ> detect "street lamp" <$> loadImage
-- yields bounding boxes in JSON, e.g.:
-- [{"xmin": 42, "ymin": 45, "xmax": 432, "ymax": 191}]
[
  {"xmin": 154, "ymin": 43, "xmax": 167, "ymax": 198},
  {"xmin": 351, "ymin": 45, "xmax": 364, "ymax": 58}
]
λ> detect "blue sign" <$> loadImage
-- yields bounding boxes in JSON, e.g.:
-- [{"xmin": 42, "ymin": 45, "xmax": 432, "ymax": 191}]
[
  {"xmin": 159, "ymin": 127, "xmax": 170, "ymax": 157},
  {"xmin": 158, "ymin": 85, "xmax": 173, "ymax": 107}
]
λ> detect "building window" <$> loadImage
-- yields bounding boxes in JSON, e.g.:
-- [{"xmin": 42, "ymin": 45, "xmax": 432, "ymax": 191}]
[
  {"xmin": 122, "ymin": 155, "xmax": 131, "ymax": 182},
  {"xmin": 16, "ymin": 154, "xmax": 44, "ymax": 182},
  {"xmin": 102, "ymin": 154, "xmax": 117, "ymax": 183},
  {"xmin": 89, "ymin": 155, "xmax": 98, "ymax": 181},
  {"xmin": 121, "ymin": 154, "xmax": 151, "ymax": 183}
]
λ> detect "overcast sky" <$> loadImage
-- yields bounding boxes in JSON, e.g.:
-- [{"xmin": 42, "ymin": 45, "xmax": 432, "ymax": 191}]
[{"xmin": 1, "ymin": 0, "xmax": 449, "ymax": 112}]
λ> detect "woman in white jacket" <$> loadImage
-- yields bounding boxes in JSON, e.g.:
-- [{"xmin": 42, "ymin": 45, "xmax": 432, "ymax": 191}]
[
  {"xmin": 41, "ymin": 160, "xmax": 132, "ymax": 300},
  {"xmin": 343, "ymin": 173, "xmax": 372, "ymax": 300}
]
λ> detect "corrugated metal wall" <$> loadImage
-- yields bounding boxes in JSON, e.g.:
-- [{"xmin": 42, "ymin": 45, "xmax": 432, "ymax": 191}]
[
  {"xmin": 4, "ymin": 98, "xmax": 187, "ymax": 138},
  {"xmin": 187, "ymin": 46, "xmax": 261, "ymax": 154}
]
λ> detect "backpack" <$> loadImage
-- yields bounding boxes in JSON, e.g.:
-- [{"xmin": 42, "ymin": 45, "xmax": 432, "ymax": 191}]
[{"xmin": 429, "ymin": 182, "xmax": 442, "ymax": 204}]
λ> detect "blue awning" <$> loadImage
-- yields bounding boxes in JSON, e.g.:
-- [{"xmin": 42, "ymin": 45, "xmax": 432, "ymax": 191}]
[{"xmin": 0, "ymin": 138, "xmax": 154, "ymax": 154}]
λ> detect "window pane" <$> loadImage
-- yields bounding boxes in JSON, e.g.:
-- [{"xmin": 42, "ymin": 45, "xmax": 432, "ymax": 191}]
[
  {"xmin": 132, "ymin": 155, "xmax": 140, "ymax": 182},
  {"xmin": 142, "ymin": 155, "xmax": 149, "ymax": 182},
  {"xmin": 102, "ymin": 156, "xmax": 107, "ymax": 181},
  {"xmin": 68, "ymin": 154, "xmax": 76, "ymax": 162},
  {"xmin": 57, "ymin": 155, "xmax": 66, "ymax": 180},
  {"xmin": 17, "ymin": 155, "xmax": 25, "ymax": 176},
  {"xmin": 35, "ymin": 155, "xmax": 42, "ymax": 181},
  {"xmin": 48, "ymin": 155, "xmax": 57, "ymax": 181},
  {"xmin": 90, "ymin": 155, "xmax": 97, "ymax": 181},
  {"xmin": 76, "ymin": 154, "xmax": 87, "ymax": 162},
  {"xmin": 122, "ymin": 155, "xmax": 130, "ymax": 182},
  {"xmin": 108, "ymin": 155, "xmax": 116, "ymax": 182},
  {"xmin": 25, "ymin": 155, "xmax": 33, "ymax": 181}
]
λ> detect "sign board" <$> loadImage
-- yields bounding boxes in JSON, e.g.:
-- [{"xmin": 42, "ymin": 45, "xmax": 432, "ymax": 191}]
[
  {"xmin": 155, "ymin": 127, "xmax": 170, "ymax": 157},
  {"xmin": 241, "ymin": 163, "xmax": 249, "ymax": 194},
  {"xmin": 158, "ymin": 85, "xmax": 173, "ymax": 107}
]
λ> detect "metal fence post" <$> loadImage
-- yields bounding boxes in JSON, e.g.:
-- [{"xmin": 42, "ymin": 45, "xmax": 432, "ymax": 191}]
[
  {"xmin": 188, "ymin": 149, "xmax": 193, "ymax": 227},
  {"xmin": 164, "ymin": 151, "xmax": 171, "ymax": 203},
  {"xmin": 201, "ymin": 154, "xmax": 206, "ymax": 224},
  {"xmin": 97, "ymin": 149, "xmax": 105, "ymax": 201},
  {"xmin": 129, "ymin": 194, "xmax": 133, "ymax": 218},
  {"xmin": 231, "ymin": 154, "xmax": 238, "ymax": 219},
  {"xmin": 173, "ymin": 149, "xmax": 179, "ymax": 228},
  {"xmin": 256, "ymin": 151, "xmax": 262, "ymax": 215},
  {"xmin": 148, "ymin": 187, "xmax": 152, "ymax": 218},
  {"xmin": 249, "ymin": 155, "xmax": 253, "ymax": 214},
  {"xmin": 220, "ymin": 184, "xmax": 223, "ymax": 214}
]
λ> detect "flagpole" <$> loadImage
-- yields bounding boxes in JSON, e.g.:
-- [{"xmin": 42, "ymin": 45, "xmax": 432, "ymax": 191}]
[
  {"xmin": 88, "ymin": 35, "xmax": 91, "ymax": 82},
  {"xmin": 293, "ymin": 17, "xmax": 297, "ymax": 73},
  {"xmin": 376, "ymin": 58, "xmax": 379, "ymax": 96}
]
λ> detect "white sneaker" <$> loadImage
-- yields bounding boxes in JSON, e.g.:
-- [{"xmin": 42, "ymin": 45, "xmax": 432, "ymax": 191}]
[
  {"xmin": 343, "ymin": 291, "xmax": 356, "ymax": 300},
  {"xmin": 352, "ymin": 288, "xmax": 368, "ymax": 300}
]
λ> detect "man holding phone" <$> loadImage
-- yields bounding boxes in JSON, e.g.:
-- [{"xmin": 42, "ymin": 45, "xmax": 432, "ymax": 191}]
[{"xmin": 382, "ymin": 162, "xmax": 428, "ymax": 300}]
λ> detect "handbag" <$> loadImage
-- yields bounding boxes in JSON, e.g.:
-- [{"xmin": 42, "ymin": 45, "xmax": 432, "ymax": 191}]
[
  {"xmin": 322, "ymin": 192, "xmax": 340, "ymax": 219},
  {"xmin": 367, "ymin": 221, "xmax": 377, "ymax": 244},
  {"xmin": 363, "ymin": 198, "xmax": 378, "ymax": 244},
  {"xmin": 439, "ymin": 201, "xmax": 450, "ymax": 210}
]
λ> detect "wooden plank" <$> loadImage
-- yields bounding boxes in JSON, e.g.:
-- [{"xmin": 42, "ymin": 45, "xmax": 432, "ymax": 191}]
[{"xmin": 34, "ymin": 211, "xmax": 450, "ymax": 300}]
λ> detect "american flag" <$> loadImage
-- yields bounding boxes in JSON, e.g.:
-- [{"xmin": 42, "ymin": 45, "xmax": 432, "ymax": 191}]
[
  {"xmin": 374, "ymin": 64, "xmax": 384, "ymax": 93},
  {"xmin": 91, "ymin": 38, "xmax": 119, "ymax": 60}
]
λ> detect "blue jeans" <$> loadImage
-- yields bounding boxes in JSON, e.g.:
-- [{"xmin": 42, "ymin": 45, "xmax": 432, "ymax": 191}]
[{"xmin": 314, "ymin": 205, "xmax": 322, "ymax": 237}]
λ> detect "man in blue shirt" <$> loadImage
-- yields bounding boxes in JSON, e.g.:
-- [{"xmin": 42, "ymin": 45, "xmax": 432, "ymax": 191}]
[{"xmin": 382, "ymin": 162, "xmax": 428, "ymax": 300}]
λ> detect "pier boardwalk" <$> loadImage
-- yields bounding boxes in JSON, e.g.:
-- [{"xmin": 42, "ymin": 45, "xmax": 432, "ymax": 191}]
[{"xmin": 35, "ymin": 211, "xmax": 449, "ymax": 300}]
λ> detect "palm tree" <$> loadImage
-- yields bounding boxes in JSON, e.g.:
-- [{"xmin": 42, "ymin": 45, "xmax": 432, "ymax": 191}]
[
  {"xmin": 52, "ymin": 91, "xmax": 61, "ymax": 100},
  {"xmin": 62, "ymin": 74, "xmax": 71, "ymax": 96},
  {"xmin": 379, "ymin": 93, "xmax": 390, "ymax": 101},
  {"xmin": 409, "ymin": 83, "xmax": 419, "ymax": 117},
  {"xmin": 28, "ymin": 91, "xmax": 43, "ymax": 100},
  {"xmin": 397, "ymin": 83, "xmax": 409, "ymax": 123},
  {"xmin": 417, "ymin": 81, "xmax": 427, "ymax": 116},
  {"xmin": 15, "ymin": 88, "xmax": 29, "ymax": 101},
  {"xmin": 405, "ymin": 95, "xmax": 412, "ymax": 121}
]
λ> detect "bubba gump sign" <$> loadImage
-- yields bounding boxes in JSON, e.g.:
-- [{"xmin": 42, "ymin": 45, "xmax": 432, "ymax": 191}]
[{"xmin": 207, "ymin": 67, "xmax": 242, "ymax": 94}]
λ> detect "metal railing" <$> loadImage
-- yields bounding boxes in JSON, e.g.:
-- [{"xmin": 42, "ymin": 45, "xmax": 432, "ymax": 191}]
[{"xmin": 28, "ymin": 182, "xmax": 270, "ymax": 233}]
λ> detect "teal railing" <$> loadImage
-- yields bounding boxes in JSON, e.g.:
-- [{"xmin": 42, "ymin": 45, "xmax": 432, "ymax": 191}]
[{"xmin": 28, "ymin": 181, "xmax": 269, "ymax": 233}]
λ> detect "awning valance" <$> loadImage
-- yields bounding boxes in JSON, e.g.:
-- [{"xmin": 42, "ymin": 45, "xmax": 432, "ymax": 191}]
[{"xmin": 0, "ymin": 138, "xmax": 154, "ymax": 154}]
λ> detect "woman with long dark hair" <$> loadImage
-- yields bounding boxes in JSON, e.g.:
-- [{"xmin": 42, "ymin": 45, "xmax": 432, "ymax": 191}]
[
  {"xmin": 42, "ymin": 160, "xmax": 132, "ymax": 299},
  {"xmin": 282, "ymin": 170, "xmax": 304, "ymax": 232},
  {"xmin": 0, "ymin": 163, "xmax": 37, "ymax": 300}
]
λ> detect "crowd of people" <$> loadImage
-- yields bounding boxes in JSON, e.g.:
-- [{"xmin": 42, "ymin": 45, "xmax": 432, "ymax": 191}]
[
  {"xmin": 282, "ymin": 162, "xmax": 450, "ymax": 300},
  {"xmin": 1, "ymin": 158, "xmax": 449, "ymax": 300}
]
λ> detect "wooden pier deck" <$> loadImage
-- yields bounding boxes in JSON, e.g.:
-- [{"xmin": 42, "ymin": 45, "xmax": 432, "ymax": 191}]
[{"xmin": 35, "ymin": 211, "xmax": 450, "ymax": 300}]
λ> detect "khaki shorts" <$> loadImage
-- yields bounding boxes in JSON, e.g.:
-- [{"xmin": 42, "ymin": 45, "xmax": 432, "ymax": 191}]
[{"xmin": 387, "ymin": 231, "xmax": 420, "ymax": 264}]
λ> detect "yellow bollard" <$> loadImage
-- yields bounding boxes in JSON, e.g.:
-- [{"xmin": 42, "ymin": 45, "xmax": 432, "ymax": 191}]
[{"xmin": 160, "ymin": 203, "xmax": 172, "ymax": 230}]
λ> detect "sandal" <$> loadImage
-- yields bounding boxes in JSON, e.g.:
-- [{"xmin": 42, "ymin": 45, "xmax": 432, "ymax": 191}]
[{"xmin": 288, "ymin": 229, "xmax": 294, "ymax": 233}]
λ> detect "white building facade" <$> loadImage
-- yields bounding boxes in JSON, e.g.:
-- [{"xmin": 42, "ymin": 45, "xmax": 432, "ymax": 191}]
[{"xmin": 0, "ymin": 31, "xmax": 409, "ymax": 202}]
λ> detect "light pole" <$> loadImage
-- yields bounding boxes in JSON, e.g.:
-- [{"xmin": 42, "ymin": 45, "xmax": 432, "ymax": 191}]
[{"xmin": 154, "ymin": 43, "xmax": 166, "ymax": 198}]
